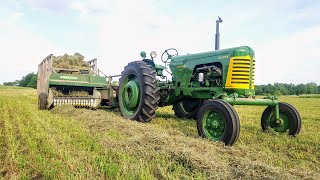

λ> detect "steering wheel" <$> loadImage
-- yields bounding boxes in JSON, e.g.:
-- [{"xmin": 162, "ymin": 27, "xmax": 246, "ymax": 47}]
[{"xmin": 161, "ymin": 48, "xmax": 179, "ymax": 63}]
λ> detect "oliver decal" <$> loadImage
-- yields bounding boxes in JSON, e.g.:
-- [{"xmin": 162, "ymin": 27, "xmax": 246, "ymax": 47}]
[{"xmin": 60, "ymin": 76, "xmax": 78, "ymax": 80}]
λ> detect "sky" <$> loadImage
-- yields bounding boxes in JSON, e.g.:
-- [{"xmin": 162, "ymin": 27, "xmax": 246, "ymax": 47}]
[{"xmin": 0, "ymin": 0, "xmax": 319, "ymax": 84}]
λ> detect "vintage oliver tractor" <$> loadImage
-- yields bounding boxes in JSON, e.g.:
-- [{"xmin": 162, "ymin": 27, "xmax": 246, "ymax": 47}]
[{"xmin": 118, "ymin": 17, "xmax": 301, "ymax": 145}]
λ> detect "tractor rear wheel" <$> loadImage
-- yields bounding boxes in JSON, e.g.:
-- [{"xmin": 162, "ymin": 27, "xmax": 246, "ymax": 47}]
[
  {"xmin": 261, "ymin": 102, "xmax": 301, "ymax": 135},
  {"xmin": 119, "ymin": 61, "xmax": 160, "ymax": 122},
  {"xmin": 197, "ymin": 100, "xmax": 240, "ymax": 146},
  {"xmin": 38, "ymin": 93, "xmax": 47, "ymax": 110},
  {"xmin": 173, "ymin": 98, "xmax": 202, "ymax": 119}
]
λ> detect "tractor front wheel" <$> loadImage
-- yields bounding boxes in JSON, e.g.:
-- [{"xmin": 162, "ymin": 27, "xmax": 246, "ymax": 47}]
[
  {"xmin": 173, "ymin": 98, "xmax": 202, "ymax": 119},
  {"xmin": 261, "ymin": 102, "xmax": 301, "ymax": 135},
  {"xmin": 197, "ymin": 100, "xmax": 240, "ymax": 146},
  {"xmin": 118, "ymin": 61, "xmax": 160, "ymax": 122}
]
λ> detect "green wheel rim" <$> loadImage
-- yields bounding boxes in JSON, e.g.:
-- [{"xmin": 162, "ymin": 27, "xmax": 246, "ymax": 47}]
[
  {"xmin": 268, "ymin": 113, "xmax": 290, "ymax": 132},
  {"xmin": 121, "ymin": 75, "xmax": 140, "ymax": 116},
  {"xmin": 203, "ymin": 110, "xmax": 226, "ymax": 141}
]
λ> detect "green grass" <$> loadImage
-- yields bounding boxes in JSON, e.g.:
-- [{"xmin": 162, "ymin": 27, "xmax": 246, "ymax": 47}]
[
  {"xmin": 0, "ymin": 86, "xmax": 319, "ymax": 179},
  {"xmin": 298, "ymin": 94, "xmax": 320, "ymax": 98}
]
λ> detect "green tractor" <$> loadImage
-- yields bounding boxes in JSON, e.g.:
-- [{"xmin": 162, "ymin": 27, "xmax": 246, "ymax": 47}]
[{"xmin": 118, "ymin": 17, "xmax": 301, "ymax": 145}]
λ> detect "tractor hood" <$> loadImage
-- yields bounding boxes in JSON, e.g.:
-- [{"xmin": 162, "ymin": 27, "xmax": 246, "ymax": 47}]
[{"xmin": 170, "ymin": 46, "xmax": 255, "ymax": 63}]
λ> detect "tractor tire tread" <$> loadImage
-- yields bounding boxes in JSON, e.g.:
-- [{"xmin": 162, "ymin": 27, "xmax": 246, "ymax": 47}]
[{"xmin": 119, "ymin": 61, "xmax": 159, "ymax": 123}]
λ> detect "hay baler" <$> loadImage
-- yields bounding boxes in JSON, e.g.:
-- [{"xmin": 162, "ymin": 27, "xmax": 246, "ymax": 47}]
[
  {"xmin": 117, "ymin": 17, "xmax": 301, "ymax": 145},
  {"xmin": 37, "ymin": 54, "xmax": 118, "ymax": 110}
]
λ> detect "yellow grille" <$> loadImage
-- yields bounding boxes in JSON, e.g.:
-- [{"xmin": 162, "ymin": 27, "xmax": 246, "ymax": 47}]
[{"xmin": 225, "ymin": 55, "xmax": 255, "ymax": 89}]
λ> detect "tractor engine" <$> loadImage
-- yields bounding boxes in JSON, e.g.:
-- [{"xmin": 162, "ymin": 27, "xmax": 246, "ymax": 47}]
[{"xmin": 190, "ymin": 63, "xmax": 223, "ymax": 88}]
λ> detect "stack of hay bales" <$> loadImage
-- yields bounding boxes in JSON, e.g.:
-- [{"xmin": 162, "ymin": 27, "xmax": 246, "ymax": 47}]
[{"xmin": 52, "ymin": 53, "xmax": 90, "ymax": 71}]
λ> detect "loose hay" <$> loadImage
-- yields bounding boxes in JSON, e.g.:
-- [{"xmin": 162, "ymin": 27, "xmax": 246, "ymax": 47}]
[
  {"xmin": 52, "ymin": 53, "xmax": 90, "ymax": 71},
  {"xmin": 51, "ymin": 106, "xmax": 319, "ymax": 179},
  {"xmin": 68, "ymin": 91, "xmax": 90, "ymax": 97}
]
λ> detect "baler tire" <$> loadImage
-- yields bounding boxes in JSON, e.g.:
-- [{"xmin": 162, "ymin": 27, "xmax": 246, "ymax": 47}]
[
  {"xmin": 261, "ymin": 102, "xmax": 301, "ymax": 136},
  {"xmin": 119, "ymin": 61, "xmax": 160, "ymax": 123},
  {"xmin": 197, "ymin": 100, "xmax": 240, "ymax": 146},
  {"xmin": 172, "ymin": 99, "xmax": 202, "ymax": 119},
  {"xmin": 38, "ymin": 93, "xmax": 47, "ymax": 110}
]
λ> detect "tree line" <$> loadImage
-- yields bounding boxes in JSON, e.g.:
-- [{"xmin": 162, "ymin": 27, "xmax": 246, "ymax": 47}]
[
  {"xmin": 2, "ymin": 72, "xmax": 37, "ymax": 89},
  {"xmin": 255, "ymin": 82, "xmax": 319, "ymax": 95}
]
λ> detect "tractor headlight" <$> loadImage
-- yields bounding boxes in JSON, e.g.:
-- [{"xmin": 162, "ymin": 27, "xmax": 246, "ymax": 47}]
[{"xmin": 150, "ymin": 51, "xmax": 157, "ymax": 59}]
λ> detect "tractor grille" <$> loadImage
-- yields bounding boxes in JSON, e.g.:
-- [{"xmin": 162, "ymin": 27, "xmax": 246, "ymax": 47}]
[
  {"xmin": 225, "ymin": 56, "xmax": 255, "ymax": 89},
  {"xmin": 53, "ymin": 97, "xmax": 99, "ymax": 108}
]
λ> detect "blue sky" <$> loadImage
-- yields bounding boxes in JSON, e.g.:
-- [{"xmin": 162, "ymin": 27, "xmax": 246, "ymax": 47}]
[{"xmin": 1, "ymin": 0, "xmax": 319, "ymax": 84}]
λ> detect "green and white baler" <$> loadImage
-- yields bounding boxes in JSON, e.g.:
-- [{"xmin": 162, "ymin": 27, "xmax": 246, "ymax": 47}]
[{"xmin": 37, "ymin": 54, "xmax": 118, "ymax": 110}]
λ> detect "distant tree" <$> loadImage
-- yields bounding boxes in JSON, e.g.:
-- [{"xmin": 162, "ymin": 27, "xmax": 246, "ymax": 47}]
[
  {"xmin": 306, "ymin": 82, "xmax": 318, "ymax": 94},
  {"xmin": 254, "ymin": 85, "xmax": 263, "ymax": 95},
  {"xmin": 3, "ymin": 82, "xmax": 15, "ymax": 86},
  {"xmin": 285, "ymin": 83, "xmax": 296, "ymax": 95},
  {"xmin": 26, "ymin": 75, "xmax": 37, "ymax": 88},
  {"xmin": 279, "ymin": 86, "xmax": 288, "ymax": 95},
  {"xmin": 262, "ymin": 84, "xmax": 277, "ymax": 94},
  {"xmin": 3, "ymin": 80, "xmax": 19, "ymax": 86},
  {"xmin": 19, "ymin": 73, "xmax": 37, "ymax": 88},
  {"xmin": 295, "ymin": 84, "xmax": 307, "ymax": 95}
]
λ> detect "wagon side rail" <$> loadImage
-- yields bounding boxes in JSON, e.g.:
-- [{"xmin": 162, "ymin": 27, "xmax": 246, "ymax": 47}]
[{"xmin": 37, "ymin": 54, "xmax": 53, "ymax": 96}]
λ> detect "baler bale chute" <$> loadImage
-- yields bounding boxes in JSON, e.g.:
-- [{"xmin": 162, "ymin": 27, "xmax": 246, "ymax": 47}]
[
  {"xmin": 37, "ymin": 54, "xmax": 118, "ymax": 110},
  {"xmin": 117, "ymin": 17, "xmax": 301, "ymax": 145}
]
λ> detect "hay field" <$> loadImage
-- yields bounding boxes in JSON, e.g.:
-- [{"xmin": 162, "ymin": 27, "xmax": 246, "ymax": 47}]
[{"xmin": 0, "ymin": 86, "xmax": 319, "ymax": 179}]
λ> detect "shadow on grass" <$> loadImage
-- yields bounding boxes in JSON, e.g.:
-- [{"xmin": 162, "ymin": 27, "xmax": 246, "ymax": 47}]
[{"xmin": 155, "ymin": 111, "xmax": 176, "ymax": 119}]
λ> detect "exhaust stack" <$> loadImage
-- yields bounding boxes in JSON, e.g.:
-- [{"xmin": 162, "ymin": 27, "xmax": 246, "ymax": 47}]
[{"xmin": 215, "ymin": 16, "xmax": 223, "ymax": 50}]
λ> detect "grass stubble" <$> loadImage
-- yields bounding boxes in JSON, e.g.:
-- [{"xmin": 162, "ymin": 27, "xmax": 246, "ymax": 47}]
[{"xmin": 0, "ymin": 86, "xmax": 319, "ymax": 179}]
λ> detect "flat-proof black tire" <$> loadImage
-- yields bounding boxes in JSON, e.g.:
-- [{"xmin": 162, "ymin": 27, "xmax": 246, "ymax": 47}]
[
  {"xmin": 197, "ymin": 100, "xmax": 240, "ymax": 146},
  {"xmin": 38, "ymin": 93, "xmax": 47, "ymax": 110},
  {"xmin": 118, "ymin": 61, "xmax": 160, "ymax": 122},
  {"xmin": 172, "ymin": 98, "xmax": 202, "ymax": 119},
  {"xmin": 261, "ymin": 102, "xmax": 301, "ymax": 136}
]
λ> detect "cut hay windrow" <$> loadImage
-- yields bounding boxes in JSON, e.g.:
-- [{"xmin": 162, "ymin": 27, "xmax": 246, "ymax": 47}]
[{"xmin": 51, "ymin": 105, "xmax": 319, "ymax": 179}]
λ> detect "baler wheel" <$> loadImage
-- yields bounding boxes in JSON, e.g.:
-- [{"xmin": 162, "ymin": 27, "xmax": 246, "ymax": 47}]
[
  {"xmin": 261, "ymin": 102, "xmax": 301, "ymax": 136},
  {"xmin": 197, "ymin": 100, "xmax": 240, "ymax": 146},
  {"xmin": 38, "ymin": 93, "xmax": 47, "ymax": 110},
  {"xmin": 119, "ymin": 61, "xmax": 160, "ymax": 122},
  {"xmin": 173, "ymin": 99, "xmax": 202, "ymax": 119}
]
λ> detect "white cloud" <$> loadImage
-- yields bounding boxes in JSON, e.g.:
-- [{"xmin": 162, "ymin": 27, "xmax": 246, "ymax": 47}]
[
  {"xmin": 70, "ymin": 0, "xmax": 215, "ymax": 77},
  {"xmin": 0, "ymin": 13, "xmax": 65, "ymax": 83},
  {"xmin": 255, "ymin": 26, "xmax": 320, "ymax": 84},
  {"xmin": 21, "ymin": 0, "xmax": 71, "ymax": 11}
]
